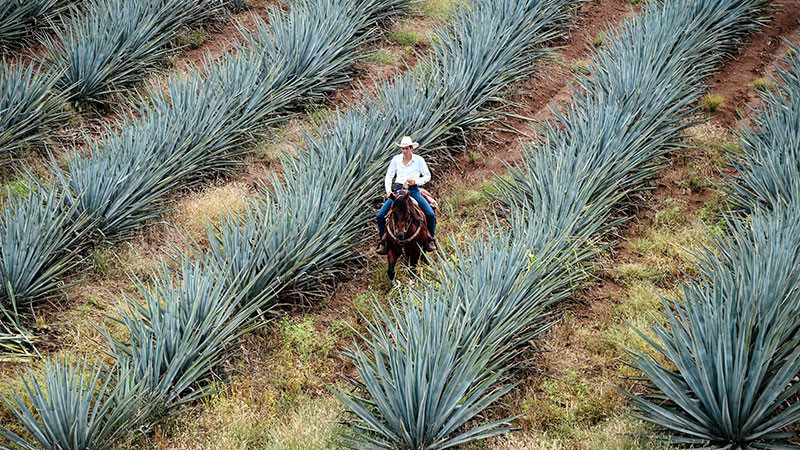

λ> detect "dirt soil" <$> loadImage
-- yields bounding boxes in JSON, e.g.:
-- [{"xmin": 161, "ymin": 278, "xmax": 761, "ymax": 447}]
[{"xmin": 706, "ymin": 0, "xmax": 800, "ymax": 127}]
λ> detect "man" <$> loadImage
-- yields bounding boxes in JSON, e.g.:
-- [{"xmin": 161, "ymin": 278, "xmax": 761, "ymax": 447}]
[{"xmin": 376, "ymin": 136, "xmax": 437, "ymax": 254}]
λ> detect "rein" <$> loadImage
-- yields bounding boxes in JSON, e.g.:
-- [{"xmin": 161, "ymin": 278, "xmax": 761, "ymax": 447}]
[{"xmin": 386, "ymin": 208, "xmax": 423, "ymax": 246}]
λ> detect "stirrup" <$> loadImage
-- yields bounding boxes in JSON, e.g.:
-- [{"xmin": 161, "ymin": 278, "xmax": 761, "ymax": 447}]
[
  {"xmin": 376, "ymin": 239, "xmax": 388, "ymax": 255},
  {"xmin": 424, "ymin": 237, "xmax": 437, "ymax": 252}
]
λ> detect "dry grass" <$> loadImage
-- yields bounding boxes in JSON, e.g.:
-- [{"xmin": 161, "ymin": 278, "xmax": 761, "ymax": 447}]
[
  {"xmin": 174, "ymin": 183, "xmax": 249, "ymax": 237},
  {"xmin": 153, "ymin": 383, "xmax": 346, "ymax": 449}
]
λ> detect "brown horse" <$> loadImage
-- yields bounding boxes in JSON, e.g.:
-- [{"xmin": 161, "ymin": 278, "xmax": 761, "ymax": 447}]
[{"xmin": 384, "ymin": 189, "xmax": 431, "ymax": 280}]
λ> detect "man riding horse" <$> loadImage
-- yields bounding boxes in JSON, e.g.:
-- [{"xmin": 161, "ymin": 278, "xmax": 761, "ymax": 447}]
[{"xmin": 376, "ymin": 136, "xmax": 437, "ymax": 255}]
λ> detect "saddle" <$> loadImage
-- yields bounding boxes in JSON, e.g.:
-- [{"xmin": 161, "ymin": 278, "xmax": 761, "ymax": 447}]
[
  {"xmin": 386, "ymin": 189, "xmax": 439, "ymax": 231},
  {"xmin": 411, "ymin": 188, "xmax": 440, "ymax": 214}
]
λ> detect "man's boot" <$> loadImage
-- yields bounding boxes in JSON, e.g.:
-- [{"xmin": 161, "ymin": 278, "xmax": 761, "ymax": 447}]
[
  {"xmin": 376, "ymin": 238, "xmax": 389, "ymax": 255},
  {"xmin": 424, "ymin": 236, "xmax": 437, "ymax": 252}
]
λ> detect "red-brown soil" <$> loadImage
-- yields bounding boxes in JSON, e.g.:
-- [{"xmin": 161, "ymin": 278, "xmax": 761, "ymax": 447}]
[{"xmin": 706, "ymin": 0, "xmax": 800, "ymax": 128}]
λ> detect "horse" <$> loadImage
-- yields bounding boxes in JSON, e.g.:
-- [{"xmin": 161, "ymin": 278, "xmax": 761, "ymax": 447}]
[{"xmin": 383, "ymin": 189, "xmax": 432, "ymax": 281}]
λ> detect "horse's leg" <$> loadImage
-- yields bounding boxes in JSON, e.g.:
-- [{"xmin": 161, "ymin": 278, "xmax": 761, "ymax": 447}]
[
  {"xmin": 409, "ymin": 246, "xmax": 421, "ymax": 274},
  {"xmin": 387, "ymin": 248, "xmax": 399, "ymax": 281}
]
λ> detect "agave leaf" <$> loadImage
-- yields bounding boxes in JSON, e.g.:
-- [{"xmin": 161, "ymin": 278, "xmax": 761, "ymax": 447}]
[
  {"xmin": 0, "ymin": 0, "xmax": 61, "ymax": 50},
  {"xmin": 0, "ymin": 61, "xmax": 66, "ymax": 160}
]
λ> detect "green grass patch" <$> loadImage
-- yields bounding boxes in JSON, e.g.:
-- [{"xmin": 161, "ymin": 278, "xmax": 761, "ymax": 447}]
[
  {"xmin": 610, "ymin": 262, "xmax": 665, "ymax": 284},
  {"xmin": 0, "ymin": 176, "xmax": 31, "ymax": 202},
  {"xmin": 366, "ymin": 48, "xmax": 398, "ymax": 65},
  {"xmin": 305, "ymin": 104, "xmax": 334, "ymax": 125},
  {"xmin": 522, "ymin": 368, "xmax": 619, "ymax": 439},
  {"xmin": 175, "ymin": 28, "xmax": 205, "ymax": 49},
  {"xmin": 653, "ymin": 198, "xmax": 688, "ymax": 228},
  {"xmin": 419, "ymin": 0, "xmax": 457, "ymax": 18},
  {"xmin": 387, "ymin": 28, "xmax": 425, "ymax": 47},
  {"xmin": 698, "ymin": 192, "xmax": 728, "ymax": 231},
  {"xmin": 750, "ymin": 77, "xmax": 777, "ymax": 92},
  {"xmin": 164, "ymin": 384, "xmax": 346, "ymax": 449},
  {"xmin": 699, "ymin": 93, "xmax": 724, "ymax": 112}
]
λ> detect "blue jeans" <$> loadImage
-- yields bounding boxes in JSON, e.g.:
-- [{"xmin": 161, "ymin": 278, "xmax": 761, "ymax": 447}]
[{"xmin": 377, "ymin": 184, "xmax": 435, "ymax": 239}]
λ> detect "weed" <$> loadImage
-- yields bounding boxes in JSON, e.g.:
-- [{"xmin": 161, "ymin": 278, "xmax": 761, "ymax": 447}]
[
  {"xmin": 700, "ymin": 93, "xmax": 724, "ymax": 112},
  {"xmin": 367, "ymin": 48, "xmax": 398, "ymax": 65},
  {"xmin": 653, "ymin": 198, "xmax": 688, "ymax": 228},
  {"xmin": 306, "ymin": 104, "xmax": 334, "ymax": 125},
  {"xmin": 610, "ymin": 262, "xmax": 664, "ymax": 284},
  {"xmin": 89, "ymin": 246, "xmax": 116, "ymax": 277},
  {"xmin": 629, "ymin": 219, "xmax": 707, "ymax": 280},
  {"xmin": 523, "ymin": 368, "xmax": 615, "ymax": 437},
  {"xmin": 0, "ymin": 177, "xmax": 30, "ymax": 201},
  {"xmin": 448, "ymin": 188, "xmax": 487, "ymax": 218},
  {"xmin": 593, "ymin": 33, "xmax": 605, "ymax": 48},
  {"xmin": 278, "ymin": 316, "xmax": 334, "ymax": 359},
  {"xmin": 467, "ymin": 149, "xmax": 483, "ymax": 164},
  {"xmin": 677, "ymin": 163, "xmax": 709, "ymax": 193},
  {"xmin": 387, "ymin": 28, "xmax": 425, "ymax": 47},
  {"xmin": 750, "ymin": 77, "xmax": 777, "ymax": 92},
  {"xmin": 420, "ymin": 0, "xmax": 456, "ymax": 18},
  {"xmin": 176, "ymin": 28, "xmax": 205, "ymax": 49}
]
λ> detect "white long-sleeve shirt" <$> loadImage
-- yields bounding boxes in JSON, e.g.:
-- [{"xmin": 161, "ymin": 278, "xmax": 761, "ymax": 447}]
[{"xmin": 384, "ymin": 154, "xmax": 431, "ymax": 193}]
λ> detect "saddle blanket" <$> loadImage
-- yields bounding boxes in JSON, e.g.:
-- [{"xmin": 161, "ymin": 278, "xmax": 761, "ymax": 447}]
[{"xmin": 416, "ymin": 188, "xmax": 439, "ymax": 213}]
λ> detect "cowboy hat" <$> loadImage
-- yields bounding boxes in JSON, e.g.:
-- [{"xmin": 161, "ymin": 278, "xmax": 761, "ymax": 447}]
[{"xmin": 396, "ymin": 136, "xmax": 419, "ymax": 149}]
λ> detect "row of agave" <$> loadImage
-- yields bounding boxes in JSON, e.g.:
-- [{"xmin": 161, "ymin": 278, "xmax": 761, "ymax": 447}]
[
  {"xmin": 625, "ymin": 43, "xmax": 800, "ymax": 447},
  {"xmin": 0, "ymin": 0, "xmax": 411, "ymax": 345},
  {"xmin": 0, "ymin": 0, "xmax": 235, "ymax": 161},
  {"xmin": 337, "ymin": 0, "xmax": 778, "ymax": 447},
  {"xmin": 0, "ymin": 0, "xmax": 62, "ymax": 50},
  {"xmin": 0, "ymin": 0, "xmax": 578, "ymax": 447}
]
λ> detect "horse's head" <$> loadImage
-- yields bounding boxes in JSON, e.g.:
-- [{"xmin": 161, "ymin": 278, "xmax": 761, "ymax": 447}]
[{"xmin": 389, "ymin": 190, "xmax": 420, "ymax": 241}]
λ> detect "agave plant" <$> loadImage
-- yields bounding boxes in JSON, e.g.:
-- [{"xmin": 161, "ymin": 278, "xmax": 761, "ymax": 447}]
[
  {"xmin": 726, "ymin": 43, "xmax": 800, "ymax": 213},
  {"xmin": 42, "ymin": 0, "xmax": 225, "ymax": 105},
  {"xmin": 0, "ymin": 184, "xmax": 87, "ymax": 323},
  {"xmin": 0, "ymin": 356, "xmax": 153, "ymax": 450},
  {"xmin": 625, "ymin": 207, "xmax": 800, "ymax": 447},
  {"xmin": 109, "ymin": 259, "xmax": 271, "ymax": 408},
  {"xmin": 0, "ymin": 61, "xmax": 65, "ymax": 159},
  {"xmin": 0, "ymin": 0, "xmax": 61, "ymax": 50}
]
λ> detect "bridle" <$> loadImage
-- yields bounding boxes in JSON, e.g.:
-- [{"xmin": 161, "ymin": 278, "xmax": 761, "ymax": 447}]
[{"xmin": 386, "ymin": 198, "xmax": 424, "ymax": 246}]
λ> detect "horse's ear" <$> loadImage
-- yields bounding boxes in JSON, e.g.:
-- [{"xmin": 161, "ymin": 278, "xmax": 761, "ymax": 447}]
[{"xmin": 389, "ymin": 192, "xmax": 397, "ymax": 200}]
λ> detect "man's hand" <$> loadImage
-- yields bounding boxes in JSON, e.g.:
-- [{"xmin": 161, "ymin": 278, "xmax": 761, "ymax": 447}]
[
  {"xmin": 407, "ymin": 179, "xmax": 417, "ymax": 186},
  {"xmin": 385, "ymin": 192, "xmax": 392, "ymax": 198}
]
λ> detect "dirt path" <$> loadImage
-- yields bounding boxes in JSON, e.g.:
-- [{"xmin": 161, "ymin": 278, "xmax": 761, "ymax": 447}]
[
  {"xmin": 439, "ymin": 0, "xmax": 631, "ymax": 189},
  {"xmin": 706, "ymin": 0, "xmax": 800, "ymax": 128}
]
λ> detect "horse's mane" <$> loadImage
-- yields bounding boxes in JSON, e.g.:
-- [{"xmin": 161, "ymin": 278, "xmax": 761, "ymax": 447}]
[{"xmin": 394, "ymin": 192, "xmax": 420, "ymax": 220}]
